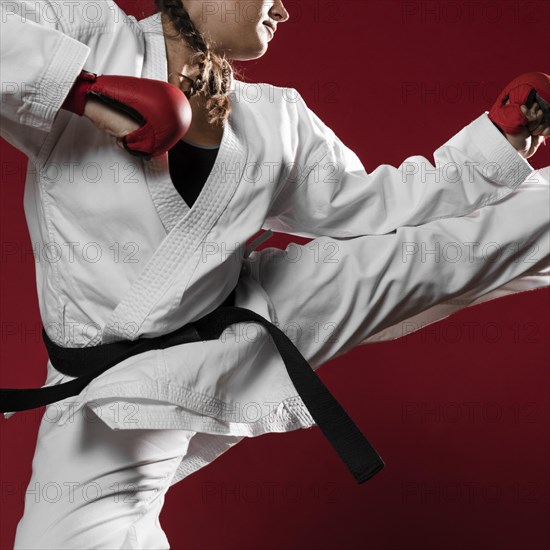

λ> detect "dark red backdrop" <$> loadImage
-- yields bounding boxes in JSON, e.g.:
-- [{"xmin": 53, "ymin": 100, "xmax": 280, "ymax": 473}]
[{"xmin": 1, "ymin": 1, "xmax": 549, "ymax": 549}]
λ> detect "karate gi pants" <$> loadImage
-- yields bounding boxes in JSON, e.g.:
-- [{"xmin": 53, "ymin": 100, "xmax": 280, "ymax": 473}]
[{"xmin": 14, "ymin": 171, "xmax": 549, "ymax": 549}]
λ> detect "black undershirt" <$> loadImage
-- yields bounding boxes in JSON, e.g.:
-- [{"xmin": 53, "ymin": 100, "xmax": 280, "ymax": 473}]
[{"xmin": 168, "ymin": 139, "xmax": 220, "ymax": 208}]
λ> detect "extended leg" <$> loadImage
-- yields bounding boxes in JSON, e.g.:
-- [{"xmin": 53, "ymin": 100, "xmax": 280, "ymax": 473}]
[{"xmin": 250, "ymin": 170, "xmax": 549, "ymax": 369}]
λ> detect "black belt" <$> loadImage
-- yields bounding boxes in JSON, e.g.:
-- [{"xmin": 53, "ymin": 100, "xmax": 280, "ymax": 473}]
[{"xmin": 0, "ymin": 289, "xmax": 384, "ymax": 484}]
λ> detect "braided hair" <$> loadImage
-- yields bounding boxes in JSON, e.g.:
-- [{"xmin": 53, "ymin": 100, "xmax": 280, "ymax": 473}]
[{"xmin": 154, "ymin": 0, "xmax": 238, "ymax": 126}]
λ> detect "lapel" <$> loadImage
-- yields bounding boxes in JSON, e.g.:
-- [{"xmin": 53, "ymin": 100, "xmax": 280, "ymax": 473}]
[{"xmin": 97, "ymin": 12, "xmax": 249, "ymax": 344}]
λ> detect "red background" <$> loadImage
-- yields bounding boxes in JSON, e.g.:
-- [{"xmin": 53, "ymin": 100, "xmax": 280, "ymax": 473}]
[{"xmin": 1, "ymin": 1, "xmax": 549, "ymax": 548}]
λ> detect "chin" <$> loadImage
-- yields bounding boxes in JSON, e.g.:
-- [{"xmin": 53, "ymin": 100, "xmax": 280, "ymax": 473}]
[
  {"xmin": 223, "ymin": 41, "xmax": 268, "ymax": 61},
  {"xmin": 241, "ymin": 49, "xmax": 268, "ymax": 61}
]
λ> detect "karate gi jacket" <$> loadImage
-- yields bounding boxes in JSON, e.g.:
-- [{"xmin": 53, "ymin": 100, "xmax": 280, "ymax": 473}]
[{"xmin": 2, "ymin": 0, "xmax": 548, "ymax": 485}]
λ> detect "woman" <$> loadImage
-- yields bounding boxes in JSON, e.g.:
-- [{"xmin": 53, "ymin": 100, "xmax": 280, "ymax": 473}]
[{"xmin": 1, "ymin": 0, "xmax": 548, "ymax": 548}]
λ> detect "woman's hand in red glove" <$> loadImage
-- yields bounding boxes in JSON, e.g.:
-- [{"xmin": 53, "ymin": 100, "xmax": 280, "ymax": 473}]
[
  {"xmin": 488, "ymin": 72, "xmax": 550, "ymax": 160},
  {"xmin": 62, "ymin": 71, "xmax": 192, "ymax": 159},
  {"xmin": 502, "ymin": 101, "xmax": 550, "ymax": 159}
]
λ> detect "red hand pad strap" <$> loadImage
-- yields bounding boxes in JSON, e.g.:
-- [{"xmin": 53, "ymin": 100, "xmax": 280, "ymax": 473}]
[{"xmin": 61, "ymin": 70, "xmax": 98, "ymax": 116}]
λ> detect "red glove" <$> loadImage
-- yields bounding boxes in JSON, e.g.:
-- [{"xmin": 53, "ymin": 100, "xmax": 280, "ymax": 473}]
[
  {"xmin": 61, "ymin": 70, "xmax": 192, "ymax": 160},
  {"xmin": 489, "ymin": 72, "xmax": 550, "ymax": 138}
]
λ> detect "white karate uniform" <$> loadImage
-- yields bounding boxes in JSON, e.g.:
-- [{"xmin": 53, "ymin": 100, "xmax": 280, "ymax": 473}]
[{"xmin": 2, "ymin": 1, "xmax": 548, "ymax": 548}]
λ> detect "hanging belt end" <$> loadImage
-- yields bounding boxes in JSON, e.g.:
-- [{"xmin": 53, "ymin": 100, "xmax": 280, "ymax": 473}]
[{"xmin": 355, "ymin": 458, "xmax": 385, "ymax": 484}]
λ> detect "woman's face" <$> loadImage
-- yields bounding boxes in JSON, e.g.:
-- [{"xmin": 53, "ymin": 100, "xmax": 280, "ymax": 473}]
[{"xmin": 183, "ymin": 0, "xmax": 290, "ymax": 60}]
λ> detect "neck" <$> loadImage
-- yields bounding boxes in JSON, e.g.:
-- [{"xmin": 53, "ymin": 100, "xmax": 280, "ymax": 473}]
[
  {"xmin": 162, "ymin": 14, "xmax": 200, "ymax": 91},
  {"xmin": 162, "ymin": 13, "xmax": 225, "ymax": 146}
]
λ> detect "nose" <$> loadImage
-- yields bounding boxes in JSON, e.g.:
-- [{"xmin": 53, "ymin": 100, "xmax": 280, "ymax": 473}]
[{"xmin": 269, "ymin": 0, "xmax": 290, "ymax": 23}]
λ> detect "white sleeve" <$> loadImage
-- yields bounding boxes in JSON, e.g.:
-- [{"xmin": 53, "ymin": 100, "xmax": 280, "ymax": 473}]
[
  {"xmin": 263, "ymin": 89, "xmax": 534, "ymax": 239},
  {"xmin": 0, "ymin": 0, "xmax": 93, "ymax": 159}
]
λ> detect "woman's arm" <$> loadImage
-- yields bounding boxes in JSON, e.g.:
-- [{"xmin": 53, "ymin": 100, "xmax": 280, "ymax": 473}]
[
  {"xmin": 262, "ymin": 89, "xmax": 535, "ymax": 239},
  {"xmin": 0, "ymin": 0, "xmax": 128, "ymax": 159}
]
